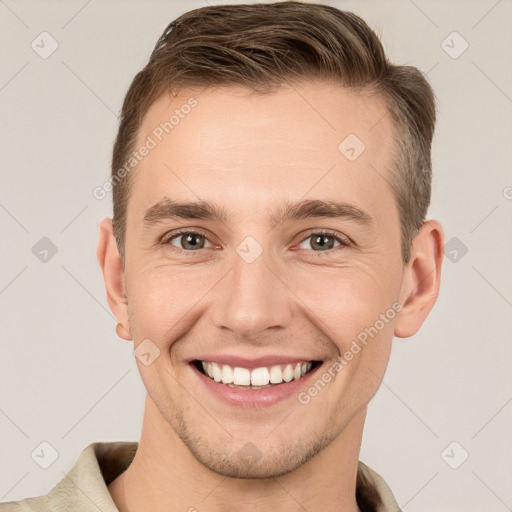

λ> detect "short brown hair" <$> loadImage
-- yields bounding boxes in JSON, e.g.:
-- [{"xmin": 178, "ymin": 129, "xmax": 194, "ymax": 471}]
[{"xmin": 111, "ymin": 1, "xmax": 436, "ymax": 265}]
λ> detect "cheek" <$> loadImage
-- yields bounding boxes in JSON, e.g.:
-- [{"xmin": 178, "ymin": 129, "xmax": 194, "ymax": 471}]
[
  {"xmin": 126, "ymin": 265, "xmax": 215, "ymax": 341},
  {"xmin": 289, "ymin": 264, "xmax": 398, "ymax": 399},
  {"xmin": 291, "ymin": 263, "xmax": 399, "ymax": 341}
]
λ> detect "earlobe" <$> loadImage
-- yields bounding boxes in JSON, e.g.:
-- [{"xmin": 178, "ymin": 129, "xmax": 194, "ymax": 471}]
[
  {"xmin": 394, "ymin": 220, "xmax": 444, "ymax": 338},
  {"xmin": 116, "ymin": 322, "xmax": 132, "ymax": 341},
  {"xmin": 97, "ymin": 218, "xmax": 132, "ymax": 341}
]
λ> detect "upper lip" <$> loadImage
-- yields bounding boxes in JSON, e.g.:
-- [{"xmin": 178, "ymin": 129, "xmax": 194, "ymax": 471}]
[{"xmin": 190, "ymin": 355, "xmax": 320, "ymax": 370}]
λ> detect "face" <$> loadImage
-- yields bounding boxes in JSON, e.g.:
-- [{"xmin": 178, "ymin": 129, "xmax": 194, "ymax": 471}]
[{"xmin": 119, "ymin": 81, "xmax": 407, "ymax": 478}]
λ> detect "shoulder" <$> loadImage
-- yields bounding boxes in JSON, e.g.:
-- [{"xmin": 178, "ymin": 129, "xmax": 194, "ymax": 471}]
[
  {"xmin": 358, "ymin": 460, "xmax": 402, "ymax": 512},
  {"xmin": 0, "ymin": 494, "xmax": 51, "ymax": 511},
  {"xmin": 0, "ymin": 441, "xmax": 136, "ymax": 512}
]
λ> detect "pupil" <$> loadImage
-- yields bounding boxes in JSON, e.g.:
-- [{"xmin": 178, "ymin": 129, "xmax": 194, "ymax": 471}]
[
  {"xmin": 313, "ymin": 235, "xmax": 333, "ymax": 250},
  {"xmin": 184, "ymin": 234, "xmax": 203, "ymax": 250}
]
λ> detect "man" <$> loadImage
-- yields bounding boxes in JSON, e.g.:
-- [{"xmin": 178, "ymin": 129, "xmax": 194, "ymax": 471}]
[{"xmin": 1, "ymin": 1, "xmax": 444, "ymax": 511}]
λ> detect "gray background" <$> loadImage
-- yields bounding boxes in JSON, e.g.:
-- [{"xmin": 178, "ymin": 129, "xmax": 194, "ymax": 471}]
[{"xmin": 1, "ymin": 0, "xmax": 511, "ymax": 510}]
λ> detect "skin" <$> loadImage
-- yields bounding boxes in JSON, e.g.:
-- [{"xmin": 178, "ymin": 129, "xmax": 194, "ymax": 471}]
[{"xmin": 97, "ymin": 81, "xmax": 444, "ymax": 512}]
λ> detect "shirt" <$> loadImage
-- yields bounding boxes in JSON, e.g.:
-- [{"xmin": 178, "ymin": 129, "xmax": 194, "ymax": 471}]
[{"xmin": 0, "ymin": 441, "xmax": 401, "ymax": 511}]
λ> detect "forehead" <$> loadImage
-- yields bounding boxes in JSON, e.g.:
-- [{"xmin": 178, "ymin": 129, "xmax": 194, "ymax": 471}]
[{"xmin": 129, "ymin": 81, "xmax": 396, "ymax": 226}]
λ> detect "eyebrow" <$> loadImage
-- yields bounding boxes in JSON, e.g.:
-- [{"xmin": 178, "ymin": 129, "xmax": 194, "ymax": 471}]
[{"xmin": 142, "ymin": 197, "xmax": 374, "ymax": 228}]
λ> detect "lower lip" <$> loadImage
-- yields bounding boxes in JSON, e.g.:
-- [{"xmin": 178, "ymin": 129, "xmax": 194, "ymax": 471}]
[{"xmin": 192, "ymin": 363, "xmax": 322, "ymax": 408}]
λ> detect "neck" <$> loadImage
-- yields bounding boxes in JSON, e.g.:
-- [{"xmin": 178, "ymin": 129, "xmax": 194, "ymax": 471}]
[{"xmin": 108, "ymin": 396, "xmax": 365, "ymax": 512}]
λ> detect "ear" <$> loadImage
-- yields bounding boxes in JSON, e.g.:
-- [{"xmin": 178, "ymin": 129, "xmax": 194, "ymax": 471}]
[
  {"xmin": 394, "ymin": 219, "xmax": 444, "ymax": 338},
  {"xmin": 97, "ymin": 218, "xmax": 132, "ymax": 341}
]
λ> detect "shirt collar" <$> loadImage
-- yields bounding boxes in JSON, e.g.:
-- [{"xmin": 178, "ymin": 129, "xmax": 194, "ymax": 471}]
[{"xmin": 34, "ymin": 441, "xmax": 400, "ymax": 512}]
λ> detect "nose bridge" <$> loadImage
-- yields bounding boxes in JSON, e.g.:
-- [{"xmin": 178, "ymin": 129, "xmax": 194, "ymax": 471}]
[{"xmin": 212, "ymin": 240, "xmax": 292, "ymax": 339}]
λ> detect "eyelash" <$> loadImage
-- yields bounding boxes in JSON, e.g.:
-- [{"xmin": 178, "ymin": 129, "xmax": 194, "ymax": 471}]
[{"xmin": 161, "ymin": 228, "xmax": 351, "ymax": 256}]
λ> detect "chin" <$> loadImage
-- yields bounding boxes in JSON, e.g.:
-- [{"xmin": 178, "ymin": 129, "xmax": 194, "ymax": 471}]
[
  {"xmin": 188, "ymin": 444, "xmax": 316, "ymax": 479},
  {"xmin": 174, "ymin": 415, "xmax": 337, "ymax": 480}
]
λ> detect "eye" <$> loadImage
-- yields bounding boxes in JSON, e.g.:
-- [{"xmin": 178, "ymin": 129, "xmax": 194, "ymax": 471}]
[
  {"xmin": 164, "ymin": 230, "xmax": 214, "ymax": 251},
  {"xmin": 297, "ymin": 230, "xmax": 349, "ymax": 252},
  {"xmin": 161, "ymin": 228, "xmax": 350, "ymax": 254}
]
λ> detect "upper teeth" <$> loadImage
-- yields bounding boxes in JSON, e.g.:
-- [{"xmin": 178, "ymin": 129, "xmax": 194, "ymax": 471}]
[{"xmin": 201, "ymin": 361, "xmax": 313, "ymax": 386}]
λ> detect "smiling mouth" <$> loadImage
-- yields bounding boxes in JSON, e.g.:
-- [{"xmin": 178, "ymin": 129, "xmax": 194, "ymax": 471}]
[{"xmin": 193, "ymin": 359, "xmax": 322, "ymax": 389}]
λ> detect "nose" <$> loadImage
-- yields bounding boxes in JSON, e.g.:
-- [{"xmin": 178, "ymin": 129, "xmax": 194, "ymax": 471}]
[{"xmin": 210, "ymin": 247, "xmax": 293, "ymax": 340}]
